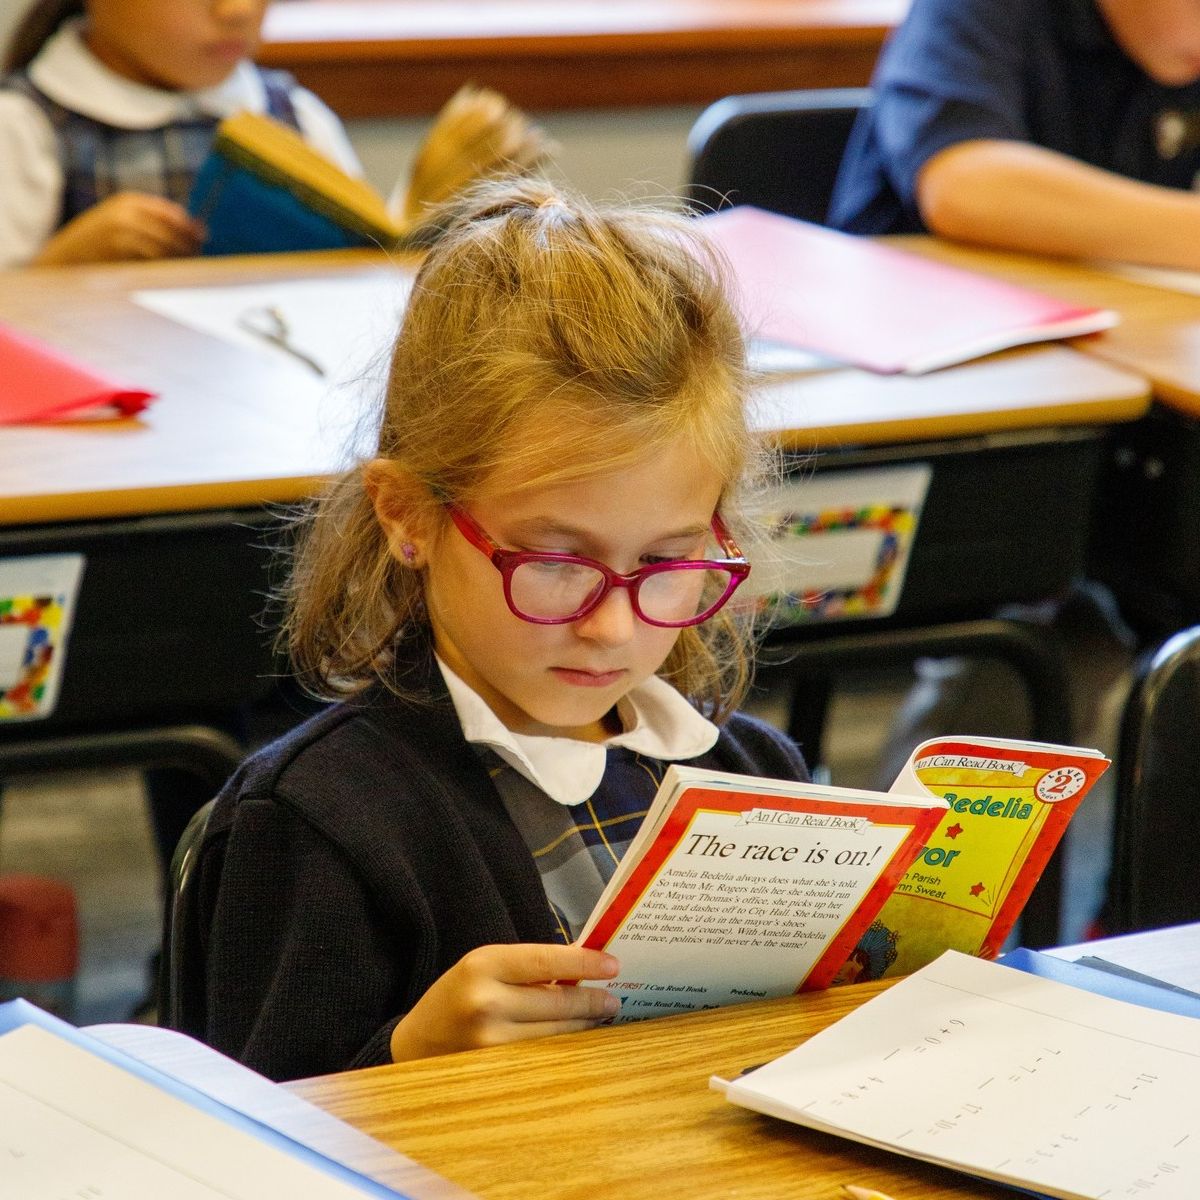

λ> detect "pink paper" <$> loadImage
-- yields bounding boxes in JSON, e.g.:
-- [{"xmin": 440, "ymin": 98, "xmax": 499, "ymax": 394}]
[{"xmin": 0, "ymin": 322, "xmax": 154, "ymax": 423}]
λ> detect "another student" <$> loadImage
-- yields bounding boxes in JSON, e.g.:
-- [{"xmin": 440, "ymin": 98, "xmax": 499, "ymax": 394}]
[
  {"xmin": 0, "ymin": 0, "xmax": 359, "ymax": 266},
  {"xmin": 180, "ymin": 180, "xmax": 808, "ymax": 1082},
  {"xmin": 830, "ymin": 0, "xmax": 1200, "ymax": 268}
]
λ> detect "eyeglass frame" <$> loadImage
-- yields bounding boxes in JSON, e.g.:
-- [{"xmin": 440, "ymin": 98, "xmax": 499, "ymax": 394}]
[{"xmin": 444, "ymin": 503, "xmax": 751, "ymax": 628}]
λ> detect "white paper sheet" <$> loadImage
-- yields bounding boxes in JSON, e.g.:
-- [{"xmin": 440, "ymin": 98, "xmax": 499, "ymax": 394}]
[
  {"xmin": 133, "ymin": 273, "xmax": 415, "ymax": 388},
  {"xmin": 720, "ymin": 951, "xmax": 1200, "ymax": 1200},
  {"xmin": 0, "ymin": 1024, "xmax": 386, "ymax": 1199},
  {"xmin": 1048, "ymin": 922, "xmax": 1200, "ymax": 995}
]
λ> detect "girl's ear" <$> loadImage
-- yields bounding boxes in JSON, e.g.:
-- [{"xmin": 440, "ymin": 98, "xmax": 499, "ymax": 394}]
[{"xmin": 363, "ymin": 459, "xmax": 434, "ymax": 568}]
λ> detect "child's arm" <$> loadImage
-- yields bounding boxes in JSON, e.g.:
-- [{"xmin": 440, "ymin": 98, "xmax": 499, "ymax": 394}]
[
  {"xmin": 917, "ymin": 138, "xmax": 1200, "ymax": 270},
  {"xmin": 388, "ymin": 943, "xmax": 621, "ymax": 1062},
  {"xmin": 32, "ymin": 192, "xmax": 206, "ymax": 266}
]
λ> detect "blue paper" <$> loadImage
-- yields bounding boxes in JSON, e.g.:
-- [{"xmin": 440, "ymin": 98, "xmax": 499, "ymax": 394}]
[{"xmin": 997, "ymin": 947, "xmax": 1200, "ymax": 1020}]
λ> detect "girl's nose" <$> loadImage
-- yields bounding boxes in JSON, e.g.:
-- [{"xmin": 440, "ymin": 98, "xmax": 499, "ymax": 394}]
[{"xmin": 574, "ymin": 584, "xmax": 637, "ymax": 647}]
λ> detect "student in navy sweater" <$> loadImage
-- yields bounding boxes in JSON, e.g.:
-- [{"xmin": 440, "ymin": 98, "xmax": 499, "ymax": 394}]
[
  {"xmin": 831, "ymin": 0, "xmax": 1200, "ymax": 269},
  {"xmin": 185, "ymin": 180, "xmax": 809, "ymax": 1081}
]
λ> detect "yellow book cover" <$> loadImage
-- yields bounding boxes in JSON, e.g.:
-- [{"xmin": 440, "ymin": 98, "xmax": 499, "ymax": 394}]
[{"xmin": 839, "ymin": 736, "xmax": 1109, "ymax": 982}]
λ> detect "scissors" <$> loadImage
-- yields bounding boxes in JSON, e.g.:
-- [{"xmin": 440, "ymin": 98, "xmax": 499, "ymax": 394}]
[{"xmin": 236, "ymin": 305, "xmax": 326, "ymax": 376}]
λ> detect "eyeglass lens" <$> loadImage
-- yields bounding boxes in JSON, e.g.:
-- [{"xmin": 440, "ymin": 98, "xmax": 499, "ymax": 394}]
[{"xmin": 507, "ymin": 560, "xmax": 736, "ymax": 624}]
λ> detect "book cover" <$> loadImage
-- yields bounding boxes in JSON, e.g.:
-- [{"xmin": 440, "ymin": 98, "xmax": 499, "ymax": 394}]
[
  {"xmin": 576, "ymin": 765, "xmax": 946, "ymax": 1021},
  {"xmin": 698, "ymin": 206, "xmax": 1119, "ymax": 374},
  {"xmin": 862, "ymin": 736, "xmax": 1110, "ymax": 978},
  {"xmin": 189, "ymin": 85, "xmax": 551, "ymax": 257},
  {"xmin": 715, "ymin": 951, "xmax": 1200, "ymax": 1199},
  {"xmin": 0, "ymin": 321, "xmax": 153, "ymax": 423}
]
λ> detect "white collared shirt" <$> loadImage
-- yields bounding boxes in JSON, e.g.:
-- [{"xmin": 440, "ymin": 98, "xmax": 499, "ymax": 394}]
[
  {"xmin": 437, "ymin": 658, "xmax": 720, "ymax": 807},
  {"xmin": 0, "ymin": 18, "xmax": 362, "ymax": 266}
]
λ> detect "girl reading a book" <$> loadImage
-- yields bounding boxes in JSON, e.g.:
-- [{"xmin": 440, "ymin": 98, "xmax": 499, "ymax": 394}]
[
  {"xmin": 182, "ymin": 179, "xmax": 809, "ymax": 1081},
  {"xmin": 0, "ymin": 0, "xmax": 360, "ymax": 266}
]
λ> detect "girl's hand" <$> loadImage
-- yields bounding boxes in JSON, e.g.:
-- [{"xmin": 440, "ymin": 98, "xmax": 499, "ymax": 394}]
[
  {"xmin": 389, "ymin": 943, "xmax": 622, "ymax": 1062},
  {"xmin": 34, "ymin": 192, "xmax": 206, "ymax": 265}
]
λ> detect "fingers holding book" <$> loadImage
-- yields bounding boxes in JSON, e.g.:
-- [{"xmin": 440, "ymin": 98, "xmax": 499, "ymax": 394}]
[{"xmin": 388, "ymin": 942, "xmax": 620, "ymax": 1062}]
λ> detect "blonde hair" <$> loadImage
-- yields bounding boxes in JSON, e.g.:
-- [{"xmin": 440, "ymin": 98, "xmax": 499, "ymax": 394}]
[{"xmin": 284, "ymin": 178, "xmax": 768, "ymax": 720}]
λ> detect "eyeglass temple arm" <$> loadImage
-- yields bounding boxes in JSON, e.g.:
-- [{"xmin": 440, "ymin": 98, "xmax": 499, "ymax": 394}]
[{"xmin": 711, "ymin": 513, "xmax": 747, "ymax": 561}]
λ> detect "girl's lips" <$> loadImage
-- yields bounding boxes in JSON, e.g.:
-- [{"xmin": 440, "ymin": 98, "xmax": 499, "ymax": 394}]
[{"xmin": 551, "ymin": 667, "xmax": 626, "ymax": 688}]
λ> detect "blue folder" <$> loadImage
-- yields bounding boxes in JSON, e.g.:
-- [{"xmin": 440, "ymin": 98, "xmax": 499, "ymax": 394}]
[
  {"xmin": 0, "ymin": 998, "xmax": 411, "ymax": 1198},
  {"xmin": 997, "ymin": 946, "xmax": 1200, "ymax": 1020}
]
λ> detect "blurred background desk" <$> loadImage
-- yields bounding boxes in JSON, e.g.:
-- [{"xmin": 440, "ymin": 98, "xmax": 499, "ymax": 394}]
[
  {"xmin": 0, "ymin": 251, "xmax": 1149, "ymax": 734},
  {"xmin": 259, "ymin": 0, "xmax": 909, "ymax": 117},
  {"xmin": 0, "ymin": 251, "xmax": 403, "ymax": 742},
  {"xmin": 897, "ymin": 240, "xmax": 1200, "ymax": 634}
]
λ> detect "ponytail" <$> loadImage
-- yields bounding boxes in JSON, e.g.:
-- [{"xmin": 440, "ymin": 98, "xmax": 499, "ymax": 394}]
[{"xmin": 5, "ymin": 1, "xmax": 85, "ymax": 73}]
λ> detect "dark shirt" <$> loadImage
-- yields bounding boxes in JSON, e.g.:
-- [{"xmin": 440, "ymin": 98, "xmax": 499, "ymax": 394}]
[
  {"xmin": 830, "ymin": 0, "xmax": 1200, "ymax": 234},
  {"xmin": 183, "ymin": 659, "xmax": 808, "ymax": 1081}
]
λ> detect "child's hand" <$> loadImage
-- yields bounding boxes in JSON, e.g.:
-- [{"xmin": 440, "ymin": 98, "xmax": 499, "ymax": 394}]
[
  {"xmin": 389, "ymin": 942, "xmax": 621, "ymax": 1062},
  {"xmin": 34, "ymin": 193, "xmax": 206, "ymax": 265}
]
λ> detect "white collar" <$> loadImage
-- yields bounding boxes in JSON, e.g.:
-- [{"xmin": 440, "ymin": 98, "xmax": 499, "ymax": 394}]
[
  {"xmin": 437, "ymin": 658, "xmax": 719, "ymax": 807},
  {"xmin": 28, "ymin": 18, "xmax": 268, "ymax": 130}
]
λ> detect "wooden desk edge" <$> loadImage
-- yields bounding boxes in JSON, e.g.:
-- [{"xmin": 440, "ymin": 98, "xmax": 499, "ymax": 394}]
[
  {"xmin": 0, "ymin": 476, "xmax": 328, "ymax": 527},
  {"xmin": 260, "ymin": 1, "xmax": 902, "ymax": 115}
]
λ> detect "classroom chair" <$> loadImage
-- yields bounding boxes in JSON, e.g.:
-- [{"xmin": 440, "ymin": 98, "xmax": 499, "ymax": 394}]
[
  {"xmin": 683, "ymin": 87, "xmax": 871, "ymax": 222},
  {"xmin": 159, "ymin": 797, "xmax": 215, "ymax": 1032},
  {"xmin": 1105, "ymin": 624, "xmax": 1200, "ymax": 934}
]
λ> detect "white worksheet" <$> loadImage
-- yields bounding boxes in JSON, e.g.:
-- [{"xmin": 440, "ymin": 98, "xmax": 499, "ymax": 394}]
[
  {"xmin": 719, "ymin": 951, "xmax": 1200, "ymax": 1199},
  {"xmin": 133, "ymin": 272, "xmax": 414, "ymax": 387}
]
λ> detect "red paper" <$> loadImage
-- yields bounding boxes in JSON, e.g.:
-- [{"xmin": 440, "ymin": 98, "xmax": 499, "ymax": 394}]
[
  {"xmin": 699, "ymin": 206, "xmax": 1119, "ymax": 375},
  {"xmin": 0, "ymin": 322, "xmax": 154, "ymax": 423}
]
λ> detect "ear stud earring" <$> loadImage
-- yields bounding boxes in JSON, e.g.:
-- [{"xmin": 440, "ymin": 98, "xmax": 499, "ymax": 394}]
[{"xmin": 400, "ymin": 542, "xmax": 418, "ymax": 564}]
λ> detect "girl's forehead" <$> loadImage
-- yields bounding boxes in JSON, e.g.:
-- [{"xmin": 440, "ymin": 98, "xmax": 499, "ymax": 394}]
[{"xmin": 470, "ymin": 434, "xmax": 726, "ymax": 531}]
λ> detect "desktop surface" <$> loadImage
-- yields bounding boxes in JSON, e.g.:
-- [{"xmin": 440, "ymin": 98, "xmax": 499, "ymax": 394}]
[{"xmin": 289, "ymin": 979, "xmax": 1013, "ymax": 1200}]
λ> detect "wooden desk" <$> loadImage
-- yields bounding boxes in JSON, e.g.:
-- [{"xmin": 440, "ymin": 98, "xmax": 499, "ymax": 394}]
[
  {"xmin": 0, "ymin": 250, "xmax": 400, "ymax": 526},
  {"xmin": 896, "ymin": 238, "xmax": 1200, "ymax": 418},
  {"xmin": 0, "ymin": 253, "xmax": 1149, "ymax": 729},
  {"xmin": 896, "ymin": 240, "xmax": 1200, "ymax": 630},
  {"xmin": 261, "ymin": 0, "xmax": 907, "ymax": 117},
  {"xmin": 286, "ymin": 979, "xmax": 1007, "ymax": 1200}
]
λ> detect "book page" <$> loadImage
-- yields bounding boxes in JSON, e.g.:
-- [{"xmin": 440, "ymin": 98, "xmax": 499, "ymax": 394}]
[
  {"xmin": 579, "ymin": 775, "xmax": 944, "ymax": 1019},
  {"xmin": 0, "ymin": 1025, "xmax": 393, "ymax": 1199},
  {"xmin": 720, "ymin": 951, "xmax": 1200, "ymax": 1200}
]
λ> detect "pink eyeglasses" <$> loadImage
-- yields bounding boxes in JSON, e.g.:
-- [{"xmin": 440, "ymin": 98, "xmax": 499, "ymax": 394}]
[{"xmin": 445, "ymin": 504, "xmax": 751, "ymax": 627}]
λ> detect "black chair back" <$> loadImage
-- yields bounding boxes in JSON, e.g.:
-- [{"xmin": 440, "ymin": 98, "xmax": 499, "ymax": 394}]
[
  {"xmin": 159, "ymin": 798, "xmax": 215, "ymax": 1031},
  {"xmin": 684, "ymin": 87, "xmax": 871, "ymax": 223},
  {"xmin": 1108, "ymin": 625, "xmax": 1200, "ymax": 933}
]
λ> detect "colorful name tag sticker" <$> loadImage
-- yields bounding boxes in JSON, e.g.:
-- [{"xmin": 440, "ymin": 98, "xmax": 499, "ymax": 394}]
[
  {"xmin": 0, "ymin": 555, "xmax": 85, "ymax": 720},
  {"xmin": 744, "ymin": 464, "xmax": 931, "ymax": 622}
]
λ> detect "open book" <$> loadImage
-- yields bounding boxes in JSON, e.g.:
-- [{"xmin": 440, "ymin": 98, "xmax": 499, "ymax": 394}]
[
  {"xmin": 715, "ymin": 951, "xmax": 1200, "ymax": 1200},
  {"xmin": 189, "ymin": 84, "xmax": 551, "ymax": 256},
  {"xmin": 576, "ymin": 736, "xmax": 1107, "ymax": 1020},
  {"xmin": 698, "ymin": 206, "xmax": 1119, "ymax": 374}
]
